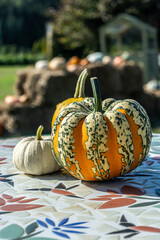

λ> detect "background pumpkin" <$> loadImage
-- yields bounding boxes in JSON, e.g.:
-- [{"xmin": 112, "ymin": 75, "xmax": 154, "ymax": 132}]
[
  {"xmin": 51, "ymin": 68, "xmax": 88, "ymax": 129},
  {"xmin": 51, "ymin": 77, "xmax": 152, "ymax": 181}
]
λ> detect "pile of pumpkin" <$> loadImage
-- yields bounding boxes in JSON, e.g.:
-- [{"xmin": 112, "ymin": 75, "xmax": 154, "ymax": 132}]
[{"xmin": 13, "ymin": 69, "xmax": 152, "ymax": 181}]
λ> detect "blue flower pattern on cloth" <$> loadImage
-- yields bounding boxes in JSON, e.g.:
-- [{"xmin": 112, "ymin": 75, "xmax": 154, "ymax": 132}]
[
  {"xmin": 1, "ymin": 135, "xmax": 160, "ymax": 239},
  {"xmin": 37, "ymin": 218, "xmax": 88, "ymax": 239}
]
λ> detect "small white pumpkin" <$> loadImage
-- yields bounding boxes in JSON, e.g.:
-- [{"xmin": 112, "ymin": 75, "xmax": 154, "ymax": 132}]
[{"xmin": 13, "ymin": 125, "xmax": 61, "ymax": 175}]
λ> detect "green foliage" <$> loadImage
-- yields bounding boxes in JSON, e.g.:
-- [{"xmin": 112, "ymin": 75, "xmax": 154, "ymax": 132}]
[
  {"xmin": 0, "ymin": 52, "xmax": 44, "ymax": 65},
  {"xmin": 97, "ymin": 0, "xmax": 160, "ymax": 28},
  {"xmin": 54, "ymin": 0, "xmax": 102, "ymax": 57},
  {"xmin": 32, "ymin": 38, "xmax": 46, "ymax": 55},
  {"xmin": 0, "ymin": 0, "xmax": 159, "ymax": 59},
  {"xmin": 0, "ymin": 0, "xmax": 60, "ymax": 49},
  {"xmin": 53, "ymin": 0, "xmax": 160, "ymax": 58}
]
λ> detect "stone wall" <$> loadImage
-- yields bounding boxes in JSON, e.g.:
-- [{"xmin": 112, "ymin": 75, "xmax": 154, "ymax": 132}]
[{"xmin": 0, "ymin": 62, "xmax": 159, "ymax": 136}]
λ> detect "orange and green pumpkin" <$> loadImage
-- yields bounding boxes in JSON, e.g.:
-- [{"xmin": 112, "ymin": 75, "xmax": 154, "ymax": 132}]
[
  {"xmin": 51, "ymin": 77, "xmax": 152, "ymax": 181},
  {"xmin": 51, "ymin": 68, "xmax": 88, "ymax": 129}
]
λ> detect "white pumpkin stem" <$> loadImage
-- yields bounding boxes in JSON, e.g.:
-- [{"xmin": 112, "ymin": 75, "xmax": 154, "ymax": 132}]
[
  {"xmin": 90, "ymin": 77, "xmax": 102, "ymax": 112},
  {"xmin": 74, "ymin": 68, "xmax": 88, "ymax": 98},
  {"xmin": 36, "ymin": 125, "xmax": 44, "ymax": 140}
]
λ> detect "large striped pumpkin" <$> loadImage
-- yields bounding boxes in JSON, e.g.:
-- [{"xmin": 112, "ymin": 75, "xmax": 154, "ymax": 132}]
[
  {"xmin": 51, "ymin": 77, "xmax": 152, "ymax": 181},
  {"xmin": 51, "ymin": 69, "xmax": 88, "ymax": 129}
]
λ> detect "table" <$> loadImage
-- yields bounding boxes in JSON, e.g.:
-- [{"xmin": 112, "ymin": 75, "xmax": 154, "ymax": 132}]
[{"xmin": 0, "ymin": 134, "xmax": 160, "ymax": 240}]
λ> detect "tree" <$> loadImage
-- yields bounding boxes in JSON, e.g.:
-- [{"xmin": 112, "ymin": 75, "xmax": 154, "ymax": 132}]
[
  {"xmin": 53, "ymin": 0, "xmax": 160, "ymax": 58},
  {"xmin": 0, "ymin": 0, "xmax": 60, "ymax": 50},
  {"xmin": 53, "ymin": 0, "xmax": 103, "ymax": 57}
]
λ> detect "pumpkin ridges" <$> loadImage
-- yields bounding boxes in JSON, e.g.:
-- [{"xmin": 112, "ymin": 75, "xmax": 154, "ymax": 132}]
[
  {"xmin": 80, "ymin": 113, "xmax": 106, "ymax": 180},
  {"xmin": 116, "ymin": 101, "xmax": 151, "ymax": 150},
  {"xmin": 51, "ymin": 98, "xmax": 84, "ymax": 129},
  {"xmin": 72, "ymin": 118, "xmax": 95, "ymax": 180},
  {"xmin": 103, "ymin": 116, "xmax": 124, "ymax": 179},
  {"xmin": 52, "ymin": 119, "xmax": 63, "ymax": 166},
  {"xmin": 117, "ymin": 108, "xmax": 143, "ymax": 171},
  {"xmin": 105, "ymin": 109, "xmax": 135, "ymax": 175},
  {"xmin": 24, "ymin": 141, "xmax": 42, "ymax": 175},
  {"xmin": 82, "ymin": 112, "xmax": 110, "ymax": 180},
  {"xmin": 102, "ymin": 98, "xmax": 116, "ymax": 111},
  {"xmin": 52, "ymin": 100, "xmax": 93, "ymax": 168},
  {"xmin": 58, "ymin": 112, "xmax": 87, "ymax": 179},
  {"xmin": 13, "ymin": 139, "xmax": 32, "ymax": 173},
  {"xmin": 64, "ymin": 156, "xmax": 78, "ymax": 177},
  {"xmin": 114, "ymin": 100, "xmax": 152, "ymax": 165},
  {"xmin": 23, "ymin": 140, "xmax": 39, "ymax": 173}
]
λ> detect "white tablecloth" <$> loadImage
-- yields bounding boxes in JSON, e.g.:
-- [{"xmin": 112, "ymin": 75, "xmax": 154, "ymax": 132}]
[{"xmin": 0, "ymin": 134, "xmax": 160, "ymax": 240}]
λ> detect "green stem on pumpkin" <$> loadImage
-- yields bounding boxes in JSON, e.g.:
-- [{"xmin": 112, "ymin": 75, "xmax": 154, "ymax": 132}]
[
  {"xmin": 74, "ymin": 68, "xmax": 88, "ymax": 98},
  {"xmin": 90, "ymin": 77, "xmax": 102, "ymax": 112},
  {"xmin": 36, "ymin": 125, "xmax": 43, "ymax": 140}
]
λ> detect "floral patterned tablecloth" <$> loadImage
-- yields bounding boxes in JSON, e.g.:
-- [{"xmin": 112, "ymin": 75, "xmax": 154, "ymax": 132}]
[{"xmin": 0, "ymin": 134, "xmax": 160, "ymax": 240}]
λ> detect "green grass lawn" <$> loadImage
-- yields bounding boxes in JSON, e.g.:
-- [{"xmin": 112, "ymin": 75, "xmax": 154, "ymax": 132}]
[{"xmin": 0, "ymin": 65, "xmax": 27, "ymax": 102}]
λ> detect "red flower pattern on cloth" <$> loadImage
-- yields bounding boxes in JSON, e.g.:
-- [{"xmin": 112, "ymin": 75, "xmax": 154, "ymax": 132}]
[
  {"xmin": 108, "ymin": 214, "xmax": 160, "ymax": 238},
  {"xmin": 51, "ymin": 183, "xmax": 82, "ymax": 198},
  {"xmin": 0, "ymin": 158, "xmax": 7, "ymax": 165},
  {"xmin": 0, "ymin": 135, "xmax": 160, "ymax": 240},
  {"xmin": 98, "ymin": 198, "xmax": 136, "ymax": 209},
  {"xmin": 51, "ymin": 189, "xmax": 76, "ymax": 196},
  {"xmin": 120, "ymin": 185, "xmax": 146, "ymax": 196},
  {"xmin": 2, "ymin": 145, "xmax": 15, "ymax": 148},
  {"xmin": 50, "ymin": 184, "xmax": 150, "ymax": 209},
  {"xmin": 0, "ymin": 194, "xmax": 44, "ymax": 211},
  {"xmin": 131, "ymin": 226, "xmax": 160, "ymax": 233},
  {"xmin": 89, "ymin": 186, "xmax": 146, "ymax": 209}
]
